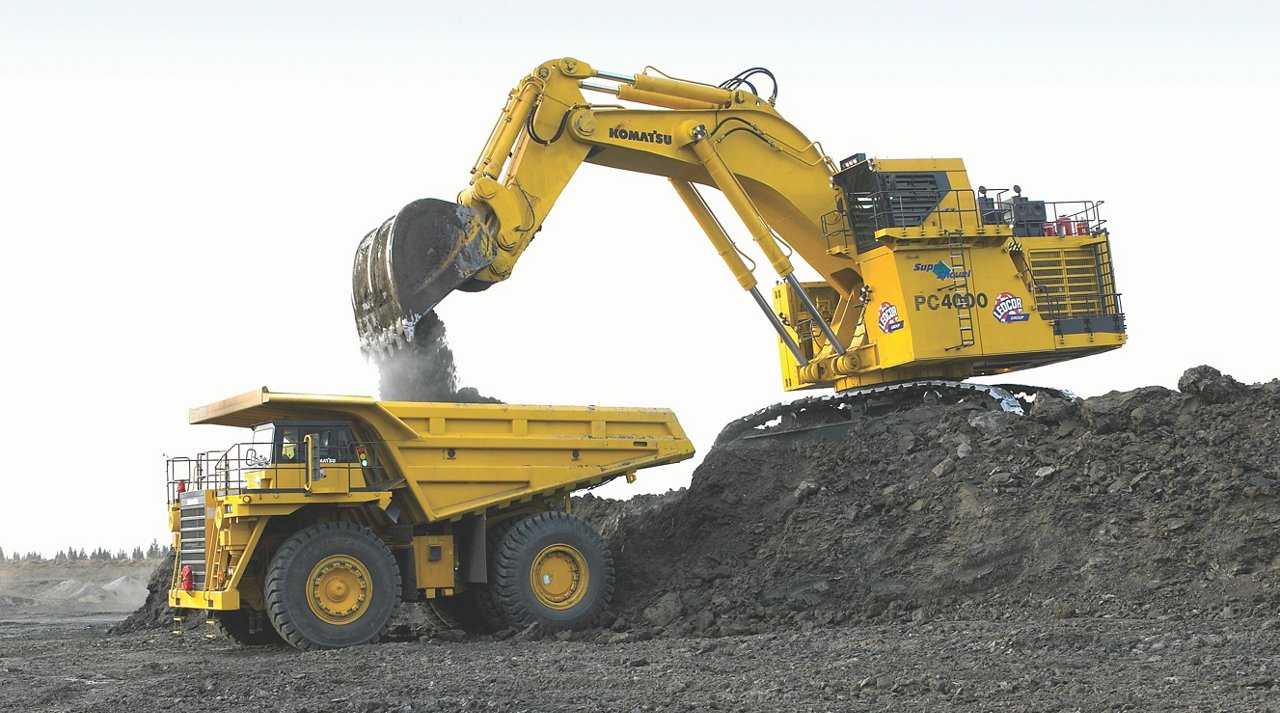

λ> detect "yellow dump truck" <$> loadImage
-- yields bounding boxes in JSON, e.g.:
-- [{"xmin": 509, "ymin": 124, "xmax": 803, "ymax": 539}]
[{"xmin": 166, "ymin": 388, "xmax": 693, "ymax": 650}]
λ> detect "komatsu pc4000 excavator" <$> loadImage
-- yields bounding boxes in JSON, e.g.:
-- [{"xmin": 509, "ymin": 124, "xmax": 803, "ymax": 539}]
[{"xmin": 352, "ymin": 58, "xmax": 1125, "ymax": 406}]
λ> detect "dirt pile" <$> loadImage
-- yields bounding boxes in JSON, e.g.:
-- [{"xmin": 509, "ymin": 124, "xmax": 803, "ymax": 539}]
[
  {"xmin": 377, "ymin": 311, "xmax": 499, "ymax": 403},
  {"xmin": 110, "ymin": 553, "xmax": 183, "ymax": 633},
  {"xmin": 0, "ymin": 559, "xmax": 152, "ymax": 620},
  {"xmin": 576, "ymin": 365, "xmax": 1280, "ymax": 637}
]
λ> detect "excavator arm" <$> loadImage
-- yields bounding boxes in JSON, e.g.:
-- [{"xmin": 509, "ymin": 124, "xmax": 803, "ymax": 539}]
[
  {"xmin": 354, "ymin": 58, "xmax": 855, "ymax": 360},
  {"xmin": 353, "ymin": 57, "xmax": 1127, "ymax": 392}
]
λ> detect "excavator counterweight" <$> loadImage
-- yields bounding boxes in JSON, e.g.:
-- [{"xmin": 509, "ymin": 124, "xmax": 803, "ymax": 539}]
[{"xmin": 352, "ymin": 198, "xmax": 496, "ymax": 355}]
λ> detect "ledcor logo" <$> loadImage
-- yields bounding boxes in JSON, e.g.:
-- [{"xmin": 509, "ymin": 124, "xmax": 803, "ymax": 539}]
[
  {"xmin": 992, "ymin": 291, "xmax": 1029, "ymax": 323},
  {"xmin": 878, "ymin": 302, "xmax": 904, "ymax": 333}
]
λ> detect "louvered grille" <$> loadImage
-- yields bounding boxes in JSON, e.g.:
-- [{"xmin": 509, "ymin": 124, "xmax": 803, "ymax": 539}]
[
  {"xmin": 1028, "ymin": 247, "xmax": 1108, "ymax": 318},
  {"xmin": 177, "ymin": 492, "xmax": 208, "ymax": 590}
]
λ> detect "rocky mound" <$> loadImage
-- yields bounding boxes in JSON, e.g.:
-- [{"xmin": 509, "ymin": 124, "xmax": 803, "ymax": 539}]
[
  {"xmin": 576, "ymin": 365, "xmax": 1280, "ymax": 637},
  {"xmin": 111, "ymin": 553, "xmax": 188, "ymax": 633}
]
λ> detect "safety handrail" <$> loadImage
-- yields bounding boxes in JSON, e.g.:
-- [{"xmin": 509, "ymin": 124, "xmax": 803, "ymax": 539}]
[{"xmin": 165, "ymin": 441, "xmax": 389, "ymax": 503}]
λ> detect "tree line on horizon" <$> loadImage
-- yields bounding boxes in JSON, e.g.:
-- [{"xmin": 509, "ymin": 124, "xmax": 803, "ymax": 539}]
[{"xmin": 0, "ymin": 540, "xmax": 170, "ymax": 563}]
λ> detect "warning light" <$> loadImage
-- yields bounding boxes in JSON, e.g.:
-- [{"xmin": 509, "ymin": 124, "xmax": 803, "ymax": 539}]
[
  {"xmin": 356, "ymin": 445, "xmax": 369, "ymax": 468},
  {"xmin": 181, "ymin": 565, "xmax": 194, "ymax": 592}
]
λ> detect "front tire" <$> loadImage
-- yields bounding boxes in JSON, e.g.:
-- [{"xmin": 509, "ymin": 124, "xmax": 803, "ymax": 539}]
[
  {"xmin": 490, "ymin": 512, "xmax": 613, "ymax": 633},
  {"xmin": 264, "ymin": 522, "xmax": 400, "ymax": 650}
]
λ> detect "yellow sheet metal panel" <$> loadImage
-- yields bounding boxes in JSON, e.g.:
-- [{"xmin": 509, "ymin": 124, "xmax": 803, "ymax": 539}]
[
  {"xmin": 373, "ymin": 402, "xmax": 694, "ymax": 522},
  {"xmin": 859, "ymin": 248, "xmax": 915, "ymax": 368},
  {"xmin": 413, "ymin": 535, "xmax": 456, "ymax": 591}
]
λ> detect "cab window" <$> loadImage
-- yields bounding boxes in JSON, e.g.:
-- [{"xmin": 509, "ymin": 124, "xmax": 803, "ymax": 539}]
[
  {"xmin": 273, "ymin": 424, "xmax": 357, "ymax": 464},
  {"xmin": 278, "ymin": 427, "xmax": 300, "ymax": 463}
]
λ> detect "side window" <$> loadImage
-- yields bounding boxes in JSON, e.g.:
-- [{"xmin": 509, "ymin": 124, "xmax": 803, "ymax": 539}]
[
  {"xmin": 336, "ymin": 428, "xmax": 357, "ymax": 463},
  {"xmin": 332, "ymin": 428, "xmax": 357, "ymax": 463},
  {"xmin": 278, "ymin": 427, "xmax": 300, "ymax": 463},
  {"xmin": 302, "ymin": 427, "xmax": 357, "ymax": 463},
  {"xmin": 275, "ymin": 424, "xmax": 356, "ymax": 463}
]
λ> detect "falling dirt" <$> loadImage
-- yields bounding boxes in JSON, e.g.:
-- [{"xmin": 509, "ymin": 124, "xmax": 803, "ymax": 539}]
[{"xmin": 375, "ymin": 312, "xmax": 499, "ymax": 403}]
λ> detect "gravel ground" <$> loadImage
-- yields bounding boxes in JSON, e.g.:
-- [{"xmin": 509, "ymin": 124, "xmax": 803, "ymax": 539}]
[{"xmin": 2, "ymin": 616, "xmax": 1277, "ymax": 712}]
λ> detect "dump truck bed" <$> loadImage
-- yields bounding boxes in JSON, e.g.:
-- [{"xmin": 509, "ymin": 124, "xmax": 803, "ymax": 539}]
[{"xmin": 189, "ymin": 388, "xmax": 694, "ymax": 522}]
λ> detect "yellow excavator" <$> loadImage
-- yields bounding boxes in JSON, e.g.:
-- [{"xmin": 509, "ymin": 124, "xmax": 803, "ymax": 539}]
[{"xmin": 352, "ymin": 58, "xmax": 1125, "ymax": 406}]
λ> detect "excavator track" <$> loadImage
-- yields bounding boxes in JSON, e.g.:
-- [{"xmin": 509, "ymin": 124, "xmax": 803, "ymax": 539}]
[{"xmin": 716, "ymin": 380, "xmax": 1077, "ymax": 444}]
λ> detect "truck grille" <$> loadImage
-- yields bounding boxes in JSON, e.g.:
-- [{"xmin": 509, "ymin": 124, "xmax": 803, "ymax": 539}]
[{"xmin": 178, "ymin": 491, "xmax": 208, "ymax": 590}]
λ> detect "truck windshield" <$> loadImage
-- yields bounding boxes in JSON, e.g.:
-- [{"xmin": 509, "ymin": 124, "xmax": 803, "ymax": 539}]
[{"xmin": 247, "ymin": 424, "xmax": 276, "ymax": 467}]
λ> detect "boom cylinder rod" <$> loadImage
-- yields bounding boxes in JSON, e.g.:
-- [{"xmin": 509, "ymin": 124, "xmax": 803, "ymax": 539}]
[
  {"xmin": 784, "ymin": 273, "xmax": 846, "ymax": 355},
  {"xmin": 579, "ymin": 81, "xmax": 619, "ymax": 95},
  {"xmin": 751, "ymin": 287, "xmax": 808, "ymax": 363},
  {"xmin": 669, "ymin": 179, "xmax": 756, "ymax": 290},
  {"xmin": 671, "ymin": 178, "xmax": 805, "ymax": 362},
  {"xmin": 595, "ymin": 69, "xmax": 635, "ymax": 84}
]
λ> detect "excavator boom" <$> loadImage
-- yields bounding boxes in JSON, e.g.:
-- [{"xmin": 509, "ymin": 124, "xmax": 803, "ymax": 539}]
[{"xmin": 351, "ymin": 58, "xmax": 1126, "ymax": 392}]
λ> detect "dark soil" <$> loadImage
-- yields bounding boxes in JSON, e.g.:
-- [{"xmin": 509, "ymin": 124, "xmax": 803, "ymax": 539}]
[
  {"xmin": 580, "ymin": 365, "xmax": 1280, "ymax": 637},
  {"xmin": 5, "ymin": 617, "xmax": 1278, "ymax": 712}
]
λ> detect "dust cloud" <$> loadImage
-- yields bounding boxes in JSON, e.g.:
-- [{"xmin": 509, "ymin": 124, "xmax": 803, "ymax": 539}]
[{"xmin": 376, "ymin": 311, "xmax": 500, "ymax": 404}]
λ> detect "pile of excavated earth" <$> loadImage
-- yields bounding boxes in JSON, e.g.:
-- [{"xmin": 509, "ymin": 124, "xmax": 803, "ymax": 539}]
[
  {"xmin": 121, "ymin": 364, "xmax": 1280, "ymax": 644},
  {"xmin": 584, "ymin": 365, "xmax": 1279, "ymax": 638}
]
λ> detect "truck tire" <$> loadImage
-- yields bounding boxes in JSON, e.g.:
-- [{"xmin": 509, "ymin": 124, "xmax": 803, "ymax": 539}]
[
  {"xmin": 264, "ymin": 522, "xmax": 400, "ymax": 650},
  {"xmin": 490, "ymin": 511, "xmax": 614, "ymax": 633},
  {"xmin": 214, "ymin": 608, "xmax": 283, "ymax": 646},
  {"xmin": 466, "ymin": 584, "xmax": 506, "ymax": 631}
]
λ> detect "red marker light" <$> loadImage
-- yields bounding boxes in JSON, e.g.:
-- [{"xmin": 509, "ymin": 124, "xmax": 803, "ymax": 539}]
[
  {"xmin": 176, "ymin": 480, "xmax": 186, "ymax": 493},
  {"xmin": 180, "ymin": 565, "xmax": 194, "ymax": 592}
]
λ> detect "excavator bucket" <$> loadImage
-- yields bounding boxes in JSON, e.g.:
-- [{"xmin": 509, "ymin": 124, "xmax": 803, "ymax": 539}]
[{"xmin": 352, "ymin": 198, "xmax": 496, "ymax": 356}]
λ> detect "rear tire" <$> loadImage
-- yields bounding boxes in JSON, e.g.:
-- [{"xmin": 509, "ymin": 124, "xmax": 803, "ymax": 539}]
[
  {"xmin": 264, "ymin": 522, "xmax": 400, "ymax": 650},
  {"xmin": 214, "ymin": 608, "xmax": 283, "ymax": 646},
  {"xmin": 490, "ymin": 512, "xmax": 613, "ymax": 633}
]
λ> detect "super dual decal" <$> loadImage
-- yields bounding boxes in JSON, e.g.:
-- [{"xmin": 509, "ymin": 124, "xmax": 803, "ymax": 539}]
[{"xmin": 912, "ymin": 291, "xmax": 1030, "ymax": 323}]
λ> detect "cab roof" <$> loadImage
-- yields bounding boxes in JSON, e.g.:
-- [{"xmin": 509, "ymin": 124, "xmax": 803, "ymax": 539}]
[{"xmin": 188, "ymin": 387, "xmax": 417, "ymax": 438}]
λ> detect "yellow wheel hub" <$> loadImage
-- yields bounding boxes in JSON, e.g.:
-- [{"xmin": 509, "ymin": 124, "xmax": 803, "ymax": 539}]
[
  {"xmin": 307, "ymin": 555, "xmax": 372, "ymax": 625},
  {"xmin": 529, "ymin": 544, "xmax": 589, "ymax": 610}
]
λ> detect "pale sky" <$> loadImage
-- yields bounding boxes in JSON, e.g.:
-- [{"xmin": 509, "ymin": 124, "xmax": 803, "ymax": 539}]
[{"xmin": 1, "ymin": 0, "xmax": 1276, "ymax": 556}]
